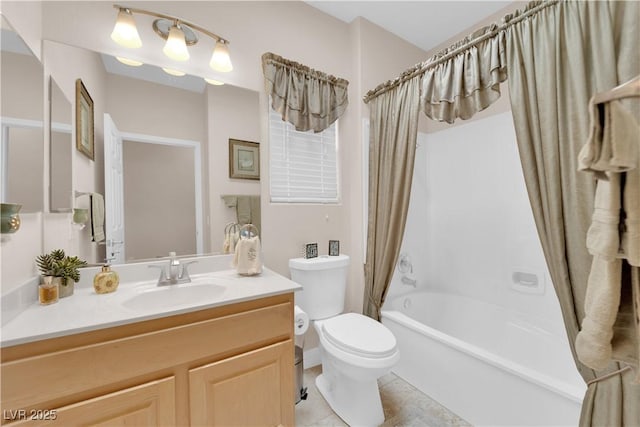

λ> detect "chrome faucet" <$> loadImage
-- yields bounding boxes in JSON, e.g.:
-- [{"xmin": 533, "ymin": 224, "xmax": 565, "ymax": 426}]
[
  {"xmin": 149, "ymin": 252, "xmax": 198, "ymax": 286},
  {"xmin": 401, "ymin": 275, "xmax": 417, "ymax": 287}
]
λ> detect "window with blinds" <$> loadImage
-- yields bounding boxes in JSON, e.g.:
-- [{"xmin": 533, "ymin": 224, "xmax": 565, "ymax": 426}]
[{"xmin": 269, "ymin": 108, "xmax": 339, "ymax": 203}]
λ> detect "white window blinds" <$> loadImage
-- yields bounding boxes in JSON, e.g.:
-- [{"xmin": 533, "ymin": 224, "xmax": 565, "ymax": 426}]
[{"xmin": 269, "ymin": 107, "xmax": 339, "ymax": 203}]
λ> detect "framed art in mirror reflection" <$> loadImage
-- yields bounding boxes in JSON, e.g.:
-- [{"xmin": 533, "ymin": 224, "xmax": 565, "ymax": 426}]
[{"xmin": 75, "ymin": 79, "xmax": 94, "ymax": 161}]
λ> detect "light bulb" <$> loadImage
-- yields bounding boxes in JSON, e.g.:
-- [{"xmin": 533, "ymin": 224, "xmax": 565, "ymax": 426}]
[
  {"xmin": 163, "ymin": 24, "xmax": 190, "ymax": 61},
  {"xmin": 209, "ymin": 40, "xmax": 233, "ymax": 73},
  {"xmin": 116, "ymin": 57, "xmax": 143, "ymax": 67},
  {"xmin": 204, "ymin": 77, "xmax": 224, "ymax": 86},
  {"xmin": 110, "ymin": 9, "xmax": 142, "ymax": 49},
  {"xmin": 162, "ymin": 67, "xmax": 186, "ymax": 76}
]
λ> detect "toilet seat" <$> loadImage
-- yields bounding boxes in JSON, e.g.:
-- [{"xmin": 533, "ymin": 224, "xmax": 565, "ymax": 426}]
[{"xmin": 321, "ymin": 313, "xmax": 397, "ymax": 358}]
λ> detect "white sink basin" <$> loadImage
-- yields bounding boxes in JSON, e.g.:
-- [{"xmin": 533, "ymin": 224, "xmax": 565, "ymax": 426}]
[{"xmin": 122, "ymin": 283, "xmax": 226, "ymax": 311}]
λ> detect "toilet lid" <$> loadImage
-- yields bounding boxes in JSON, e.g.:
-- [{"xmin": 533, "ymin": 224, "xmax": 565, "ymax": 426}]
[{"xmin": 321, "ymin": 313, "xmax": 397, "ymax": 358}]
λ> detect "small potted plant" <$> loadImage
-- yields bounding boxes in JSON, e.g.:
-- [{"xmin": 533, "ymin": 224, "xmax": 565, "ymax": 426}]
[{"xmin": 36, "ymin": 249, "xmax": 88, "ymax": 298}]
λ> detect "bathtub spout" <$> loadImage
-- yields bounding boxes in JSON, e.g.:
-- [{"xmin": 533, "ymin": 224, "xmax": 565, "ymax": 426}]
[{"xmin": 401, "ymin": 275, "xmax": 417, "ymax": 287}]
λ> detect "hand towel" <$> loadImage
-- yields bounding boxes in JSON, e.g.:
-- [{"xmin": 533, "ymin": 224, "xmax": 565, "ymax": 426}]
[
  {"xmin": 90, "ymin": 193, "xmax": 105, "ymax": 243},
  {"xmin": 575, "ymin": 256, "xmax": 622, "ymax": 370},
  {"xmin": 249, "ymin": 196, "xmax": 261, "ymax": 236},
  {"xmin": 222, "ymin": 232, "xmax": 231, "ymax": 254},
  {"xmin": 578, "ymin": 100, "xmax": 640, "ymax": 263},
  {"xmin": 232, "ymin": 236, "xmax": 262, "ymax": 275},
  {"xmin": 236, "ymin": 196, "xmax": 252, "ymax": 225},
  {"xmin": 576, "ymin": 97, "xmax": 640, "ymax": 381},
  {"xmin": 222, "ymin": 195, "xmax": 238, "ymax": 208},
  {"xmin": 230, "ymin": 228, "xmax": 239, "ymax": 253}
]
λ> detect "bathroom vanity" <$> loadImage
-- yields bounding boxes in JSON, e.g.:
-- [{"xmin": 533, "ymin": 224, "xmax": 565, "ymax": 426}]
[{"xmin": 1, "ymin": 256, "xmax": 300, "ymax": 426}]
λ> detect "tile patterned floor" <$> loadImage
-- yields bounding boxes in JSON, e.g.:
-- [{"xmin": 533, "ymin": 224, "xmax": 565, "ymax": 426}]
[{"xmin": 295, "ymin": 365, "xmax": 471, "ymax": 427}]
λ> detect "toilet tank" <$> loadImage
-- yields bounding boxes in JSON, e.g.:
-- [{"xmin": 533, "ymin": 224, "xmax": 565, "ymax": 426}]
[{"xmin": 289, "ymin": 255, "xmax": 350, "ymax": 320}]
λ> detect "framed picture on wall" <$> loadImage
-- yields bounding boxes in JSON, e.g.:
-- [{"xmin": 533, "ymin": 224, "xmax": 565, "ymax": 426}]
[
  {"xmin": 229, "ymin": 139, "xmax": 260, "ymax": 180},
  {"xmin": 75, "ymin": 79, "xmax": 94, "ymax": 161}
]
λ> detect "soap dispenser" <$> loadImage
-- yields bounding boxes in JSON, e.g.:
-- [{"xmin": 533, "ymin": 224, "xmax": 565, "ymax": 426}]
[{"xmin": 93, "ymin": 265, "xmax": 120, "ymax": 294}]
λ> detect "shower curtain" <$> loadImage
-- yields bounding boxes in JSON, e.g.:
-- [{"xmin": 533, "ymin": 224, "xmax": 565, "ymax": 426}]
[
  {"xmin": 505, "ymin": 2, "xmax": 640, "ymax": 425},
  {"xmin": 363, "ymin": 1, "xmax": 640, "ymax": 424},
  {"xmin": 363, "ymin": 75, "xmax": 420, "ymax": 320}
]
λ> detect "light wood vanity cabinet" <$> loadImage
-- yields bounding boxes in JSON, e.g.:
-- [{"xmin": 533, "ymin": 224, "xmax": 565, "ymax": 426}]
[{"xmin": 1, "ymin": 294, "xmax": 295, "ymax": 426}]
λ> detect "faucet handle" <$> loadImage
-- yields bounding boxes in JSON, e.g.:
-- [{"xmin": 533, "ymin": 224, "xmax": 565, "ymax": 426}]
[
  {"xmin": 179, "ymin": 260, "xmax": 198, "ymax": 281},
  {"xmin": 148, "ymin": 264, "xmax": 168, "ymax": 284}
]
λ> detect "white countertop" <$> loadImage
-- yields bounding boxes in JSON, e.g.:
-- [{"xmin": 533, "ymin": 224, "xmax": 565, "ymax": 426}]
[{"xmin": 1, "ymin": 267, "xmax": 301, "ymax": 348}]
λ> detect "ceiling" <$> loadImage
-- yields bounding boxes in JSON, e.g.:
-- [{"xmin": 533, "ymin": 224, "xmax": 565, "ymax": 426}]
[{"xmin": 306, "ymin": 1, "xmax": 513, "ymax": 52}]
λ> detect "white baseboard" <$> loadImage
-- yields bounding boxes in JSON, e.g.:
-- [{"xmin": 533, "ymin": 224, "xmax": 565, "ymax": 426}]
[{"xmin": 303, "ymin": 347, "xmax": 321, "ymax": 369}]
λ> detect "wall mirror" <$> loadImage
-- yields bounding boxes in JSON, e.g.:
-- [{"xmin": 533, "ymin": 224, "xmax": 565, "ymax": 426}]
[
  {"xmin": 44, "ymin": 40, "xmax": 261, "ymax": 264},
  {"xmin": 49, "ymin": 77, "xmax": 73, "ymax": 212},
  {"xmin": 0, "ymin": 16, "xmax": 44, "ymax": 213}
]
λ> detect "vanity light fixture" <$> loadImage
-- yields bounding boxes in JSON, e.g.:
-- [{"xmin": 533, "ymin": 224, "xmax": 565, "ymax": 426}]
[
  {"xmin": 111, "ymin": 4, "xmax": 233, "ymax": 72},
  {"xmin": 116, "ymin": 56, "xmax": 143, "ymax": 67}
]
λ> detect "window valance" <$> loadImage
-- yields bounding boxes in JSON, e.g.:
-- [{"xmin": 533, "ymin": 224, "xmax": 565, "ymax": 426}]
[{"xmin": 262, "ymin": 52, "xmax": 349, "ymax": 133}]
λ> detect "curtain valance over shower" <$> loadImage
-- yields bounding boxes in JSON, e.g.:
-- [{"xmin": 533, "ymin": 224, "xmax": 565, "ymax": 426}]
[
  {"xmin": 262, "ymin": 52, "xmax": 349, "ymax": 133},
  {"xmin": 420, "ymin": 25, "xmax": 507, "ymax": 123},
  {"xmin": 363, "ymin": 1, "xmax": 554, "ymax": 124}
]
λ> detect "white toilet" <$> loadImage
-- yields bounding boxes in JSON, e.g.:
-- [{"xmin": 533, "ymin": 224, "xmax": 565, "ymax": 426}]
[{"xmin": 289, "ymin": 254, "xmax": 399, "ymax": 427}]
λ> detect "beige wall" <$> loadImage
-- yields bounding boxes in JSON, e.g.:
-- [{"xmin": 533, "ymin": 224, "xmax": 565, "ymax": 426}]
[
  {"xmin": 1, "ymin": 51, "xmax": 43, "ymax": 120},
  {"xmin": 123, "ymin": 141, "xmax": 196, "ymax": 260},
  {"xmin": 342, "ymin": 17, "xmax": 430, "ymax": 313},
  {"xmin": 6, "ymin": 128, "xmax": 43, "ymax": 211},
  {"xmin": 0, "ymin": 1, "xmax": 43, "ymax": 60},
  {"xmin": 0, "ymin": 44, "xmax": 45, "ymax": 293},
  {"xmin": 0, "ymin": 0, "xmax": 523, "ymax": 309},
  {"xmin": 207, "ymin": 84, "xmax": 260, "ymax": 253},
  {"xmin": 105, "ymin": 74, "xmax": 207, "ymax": 142},
  {"xmin": 1, "ymin": 51, "xmax": 44, "ymax": 213},
  {"xmin": 0, "ymin": 213, "xmax": 42, "ymax": 292},
  {"xmin": 50, "ymin": 130, "xmax": 72, "ymax": 211},
  {"xmin": 1, "ymin": 2, "xmax": 430, "ymax": 300},
  {"xmin": 42, "ymin": 40, "xmax": 107, "ymax": 266},
  {"xmin": 39, "ymin": 1, "xmax": 352, "ymax": 93},
  {"xmin": 106, "ymin": 73, "xmax": 208, "ymax": 259}
]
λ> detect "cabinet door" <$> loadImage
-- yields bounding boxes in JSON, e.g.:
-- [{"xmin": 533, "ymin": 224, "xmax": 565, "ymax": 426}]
[
  {"xmin": 189, "ymin": 340, "xmax": 294, "ymax": 427},
  {"xmin": 9, "ymin": 377, "xmax": 175, "ymax": 426}
]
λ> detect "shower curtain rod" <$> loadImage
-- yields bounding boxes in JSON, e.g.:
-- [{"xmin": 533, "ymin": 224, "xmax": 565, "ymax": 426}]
[{"xmin": 363, "ymin": 0, "xmax": 559, "ymax": 104}]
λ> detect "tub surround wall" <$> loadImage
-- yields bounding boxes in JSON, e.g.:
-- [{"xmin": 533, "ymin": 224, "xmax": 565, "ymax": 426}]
[
  {"xmin": 390, "ymin": 112, "xmax": 567, "ymax": 330},
  {"xmin": 383, "ymin": 111, "xmax": 584, "ymax": 425}
]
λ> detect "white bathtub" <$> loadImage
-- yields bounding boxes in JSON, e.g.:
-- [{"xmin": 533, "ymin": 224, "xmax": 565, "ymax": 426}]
[{"xmin": 381, "ymin": 291, "xmax": 586, "ymax": 427}]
